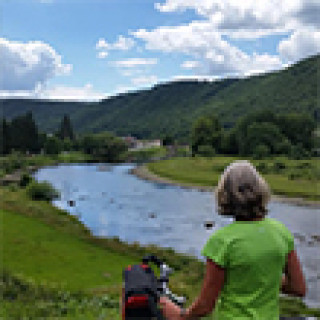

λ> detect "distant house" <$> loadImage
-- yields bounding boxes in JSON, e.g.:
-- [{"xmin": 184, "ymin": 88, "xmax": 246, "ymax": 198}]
[{"xmin": 122, "ymin": 136, "xmax": 162, "ymax": 150}]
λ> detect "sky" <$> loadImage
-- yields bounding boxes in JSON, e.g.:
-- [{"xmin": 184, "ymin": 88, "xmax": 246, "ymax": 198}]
[{"xmin": 1, "ymin": 0, "xmax": 320, "ymax": 101}]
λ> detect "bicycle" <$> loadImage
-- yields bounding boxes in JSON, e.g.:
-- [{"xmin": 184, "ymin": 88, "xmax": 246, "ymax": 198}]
[{"xmin": 122, "ymin": 255, "xmax": 186, "ymax": 320}]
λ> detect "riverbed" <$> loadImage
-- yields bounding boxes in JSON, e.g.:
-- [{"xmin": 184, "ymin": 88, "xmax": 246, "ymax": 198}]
[{"xmin": 35, "ymin": 163, "xmax": 320, "ymax": 308}]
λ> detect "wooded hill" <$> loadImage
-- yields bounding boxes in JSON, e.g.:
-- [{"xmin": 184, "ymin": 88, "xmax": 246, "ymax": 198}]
[{"xmin": 1, "ymin": 54, "xmax": 319, "ymax": 142}]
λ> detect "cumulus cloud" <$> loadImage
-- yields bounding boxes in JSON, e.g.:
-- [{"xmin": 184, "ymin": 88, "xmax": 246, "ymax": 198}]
[
  {"xmin": 130, "ymin": 0, "xmax": 320, "ymax": 78},
  {"xmin": 0, "ymin": 38, "xmax": 71, "ymax": 91},
  {"xmin": 278, "ymin": 28, "xmax": 320, "ymax": 62},
  {"xmin": 154, "ymin": 0, "xmax": 319, "ymax": 37},
  {"xmin": 133, "ymin": 23, "xmax": 282, "ymax": 77},
  {"xmin": 96, "ymin": 35, "xmax": 135, "ymax": 58}
]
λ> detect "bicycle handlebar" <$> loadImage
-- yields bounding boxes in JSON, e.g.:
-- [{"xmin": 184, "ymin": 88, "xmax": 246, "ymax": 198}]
[{"xmin": 142, "ymin": 255, "xmax": 186, "ymax": 307}]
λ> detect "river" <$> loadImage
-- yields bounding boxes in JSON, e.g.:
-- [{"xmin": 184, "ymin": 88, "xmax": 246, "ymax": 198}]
[{"xmin": 35, "ymin": 163, "xmax": 320, "ymax": 308}]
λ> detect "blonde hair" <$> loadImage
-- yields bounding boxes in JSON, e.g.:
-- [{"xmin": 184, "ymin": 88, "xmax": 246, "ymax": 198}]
[{"xmin": 216, "ymin": 160, "xmax": 270, "ymax": 219}]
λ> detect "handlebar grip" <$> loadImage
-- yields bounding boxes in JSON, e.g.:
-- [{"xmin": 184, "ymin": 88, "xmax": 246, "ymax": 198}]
[{"xmin": 165, "ymin": 292, "xmax": 186, "ymax": 307}]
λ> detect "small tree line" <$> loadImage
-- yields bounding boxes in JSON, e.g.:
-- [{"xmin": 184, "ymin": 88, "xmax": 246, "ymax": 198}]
[
  {"xmin": 0, "ymin": 112, "xmax": 127, "ymax": 162},
  {"xmin": 191, "ymin": 110, "xmax": 317, "ymax": 159}
]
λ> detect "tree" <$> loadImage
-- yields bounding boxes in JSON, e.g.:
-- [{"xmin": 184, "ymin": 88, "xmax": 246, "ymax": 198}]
[
  {"xmin": 9, "ymin": 112, "xmax": 40, "ymax": 153},
  {"xmin": 79, "ymin": 132, "xmax": 128, "ymax": 162},
  {"xmin": 57, "ymin": 114, "xmax": 74, "ymax": 141},
  {"xmin": 245, "ymin": 122, "xmax": 286, "ymax": 155},
  {"xmin": 44, "ymin": 136, "xmax": 63, "ymax": 155},
  {"xmin": 191, "ymin": 114, "xmax": 222, "ymax": 156},
  {"xmin": 277, "ymin": 113, "xmax": 316, "ymax": 151},
  {"xmin": 221, "ymin": 128, "xmax": 238, "ymax": 155},
  {"xmin": 0, "ymin": 119, "xmax": 10, "ymax": 155}
]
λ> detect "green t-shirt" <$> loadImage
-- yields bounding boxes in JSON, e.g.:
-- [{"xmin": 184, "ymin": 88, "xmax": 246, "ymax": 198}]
[{"xmin": 201, "ymin": 218, "xmax": 294, "ymax": 320}]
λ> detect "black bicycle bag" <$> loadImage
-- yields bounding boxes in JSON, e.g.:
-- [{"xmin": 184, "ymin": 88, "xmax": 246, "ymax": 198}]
[{"xmin": 123, "ymin": 264, "xmax": 159, "ymax": 319}]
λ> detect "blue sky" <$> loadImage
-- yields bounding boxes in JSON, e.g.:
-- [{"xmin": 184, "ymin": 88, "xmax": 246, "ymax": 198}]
[{"xmin": 1, "ymin": 0, "xmax": 320, "ymax": 100}]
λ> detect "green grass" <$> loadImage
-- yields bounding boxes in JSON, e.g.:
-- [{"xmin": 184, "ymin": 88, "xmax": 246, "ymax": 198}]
[
  {"xmin": 1, "ymin": 181, "xmax": 319, "ymax": 318},
  {"xmin": 1, "ymin": 209, "xmax": 133, "ymax": 291},
  {"xmin": 147, "ymin": 156, "xmax": 320, "ymax": 200},
  {"xmin": 0, "ymin": 152, "xmax": 92, "ymax": 178},
  {"xmin": 127, "ymin": 146, "xmax": 167, "ymax": 162}
]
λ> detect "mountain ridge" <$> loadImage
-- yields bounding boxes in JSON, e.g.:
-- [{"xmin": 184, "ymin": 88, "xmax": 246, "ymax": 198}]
[{"xmin": 1, "ymin": 54, "xmax": 318, "ymax": 141}]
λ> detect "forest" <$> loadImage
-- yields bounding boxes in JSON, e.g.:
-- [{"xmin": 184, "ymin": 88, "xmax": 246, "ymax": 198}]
[{"xmin": 0, "ymin": 54, "xmax": 318, "ymax": 143}]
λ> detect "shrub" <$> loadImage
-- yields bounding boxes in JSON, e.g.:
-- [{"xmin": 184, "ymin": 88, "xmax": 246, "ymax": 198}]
[
  {"xmin": 19, "ymin": 172, "xmax": 33, "ymax": 187},
  {"xmin": 197, "ymin": 145, "xmax": 216, "ymax": 157},
  {"xmin": 289, "ymin": 144, "xmax": 310, "ymax": 160},
  {"xmin": 256, "ymin": 162, "xmax": 269, "ymax": 174},
  {"xmin": 273, "ymin": 161, "xmax": 286, "ymax": 173},
  {"xmin": 26, "ymin": 181, "xmax": 60, "ymax": 201},
  {"xmin": 252, "ymin": 144, "xmax": 271, "ymax": 159}
]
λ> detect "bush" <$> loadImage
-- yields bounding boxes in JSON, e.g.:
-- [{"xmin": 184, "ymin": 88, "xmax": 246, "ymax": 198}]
[
  {"xmin": 19, "ymin": 172, "xmax": 33, "ymax": 187},
  {"xmin": 289, "ymin": 144, "xmax": 310, "ymax": 160},
  {"xmin": 273, "ymin": 161, "xmax": 286, "ymax": 173},
  {"xmin": 252, "ymin": 144, "xmax": 271, "ymax": 159},
  {"xmin": 196, "ymin": 145, "xmax": 216, "ymax": 157},
  {"xmin": 26, "ymin": 181, "xmax": 60, "ymax": 201},
  {"xmin": 256, "ymin": 162, "xmax": 269, "ymax": 174}
]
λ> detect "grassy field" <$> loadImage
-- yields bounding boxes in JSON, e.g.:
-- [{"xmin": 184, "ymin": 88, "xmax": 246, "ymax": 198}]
[
  {"xmin": 1, "ymin": 155, "xmax": 319, "ymax": 318},
  {"xmin": 0, "ymin": 186, "xmax": 205, "ymax": 319},
  {"xmin": 147, "ymin": 156, "xmax": 320, "ymax": 201}
]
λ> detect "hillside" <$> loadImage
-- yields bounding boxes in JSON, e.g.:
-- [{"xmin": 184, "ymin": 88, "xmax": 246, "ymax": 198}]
[{"xmin": 1, "ymin": 54, "xmax": 319, "ymax": 142}]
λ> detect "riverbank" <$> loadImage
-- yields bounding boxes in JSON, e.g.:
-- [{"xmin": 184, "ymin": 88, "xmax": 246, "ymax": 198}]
[
  {"xmin": 132, "ymin": 157, "xmax": 320, "ymax": 208},
  {"xmin": 2, "ymin": 187, "xmax": 319, "ymax": 318}
]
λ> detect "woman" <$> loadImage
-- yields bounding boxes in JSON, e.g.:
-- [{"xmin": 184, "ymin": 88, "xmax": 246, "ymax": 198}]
[{"xmin": 160, "ymin": 160, "xmax": 306, "ymax": 319}]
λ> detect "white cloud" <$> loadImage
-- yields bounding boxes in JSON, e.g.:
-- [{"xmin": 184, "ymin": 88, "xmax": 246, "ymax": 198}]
[
  {"xmin": 278, "ymin": 28, "xmax": 320, "ymax": 62},
  {"xmin": 181, "ymin": 60, "xmax": 200, "ymax": 70},
  {"xmin": 154, "ymin": 0, "xmax": 318, "ymax": 36},
  {"xmin": 96, "ymin": 35, "xmax": 135, "ymax": 59},
  {"xmin": 98, "ymin": 51, "xmax": 108, "ymax": 59},
  {"xmin": 38, "ymin": 83, "xmax": 107, "ymax": 101},
  {"xmin": 0, "ymin": 83, "xmax": 108, "ymax": 102},
  {"xmin": 0, "ymin": 38, "xmax": 71, "ymax": 91},
  {"xmin": 131, "ymin": 75, "xmax": 158, "ymax": 86},
  {"xmin": 112, "ymin": 58, "xmax": 158, "ymax": 68},
  {"xmin": 133, "ymin": 23, "xmax": 282, "ymax": 77},
  {"xmin": 131, "ymin": 0, "xmax": 320, "ymax": 78}
]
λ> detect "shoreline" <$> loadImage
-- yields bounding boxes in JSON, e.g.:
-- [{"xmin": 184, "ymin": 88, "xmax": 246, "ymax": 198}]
[{"xmin": 131, "ymin": 164, "xmax": 320, "ymax": 209}]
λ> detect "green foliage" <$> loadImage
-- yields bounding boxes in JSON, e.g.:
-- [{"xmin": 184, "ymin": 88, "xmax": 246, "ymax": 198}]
[
  {"xmin": 1, "ymin": 55, "xmax": 318, "ymax": 142},
  {"xmin": 79, "ymin": 131, "xmax": 128, "ymax": 162},
  {"xmin": 197, "ymin": 145, "xmax": 216, "ymax": 157},
  {"xmin": 191, "ymin": 114, "xmax": 222, "ymax": 155},
  {"xmin": 57, "ymin": 114, "xmax": 75, "ymax": 140},
  {"xmin": 0, "ymin": 272, "xmax": 118, "ymax": 319},
  {"xmin": 289, "ymin": 144, "xmax": 311, "ymax": 160},
  {"xmin": 19, "ymin": 172, "xmax": 33, "ymax": 187},
  {"xmin": 26, "ymin": 181, "xmax": 60, "ymax": 201},
  {"xmin": 252, "ymin": 144, "xmax": 271, "ymax": 159},
  {"xmin": 225, "ymin": 109, "xmax": 315, "ymax": 158},
  {"xmin": 8, "ymin": 112, "xmax": 41, "ymax": 154},
  {"xmin": 44, "ymin": 135, "xmax": 63, "ymax": 155}
]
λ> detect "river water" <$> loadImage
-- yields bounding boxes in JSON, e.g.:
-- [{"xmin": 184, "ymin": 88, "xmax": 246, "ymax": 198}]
[{"xmin": 35, "ymin": 164, "xmax": 320, "ymax": 308}]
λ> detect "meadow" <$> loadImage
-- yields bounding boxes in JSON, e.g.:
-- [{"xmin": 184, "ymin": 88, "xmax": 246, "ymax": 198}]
[{"xmin": 147, "ymin": 156, "xmax": 320, "ymax": 201}]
